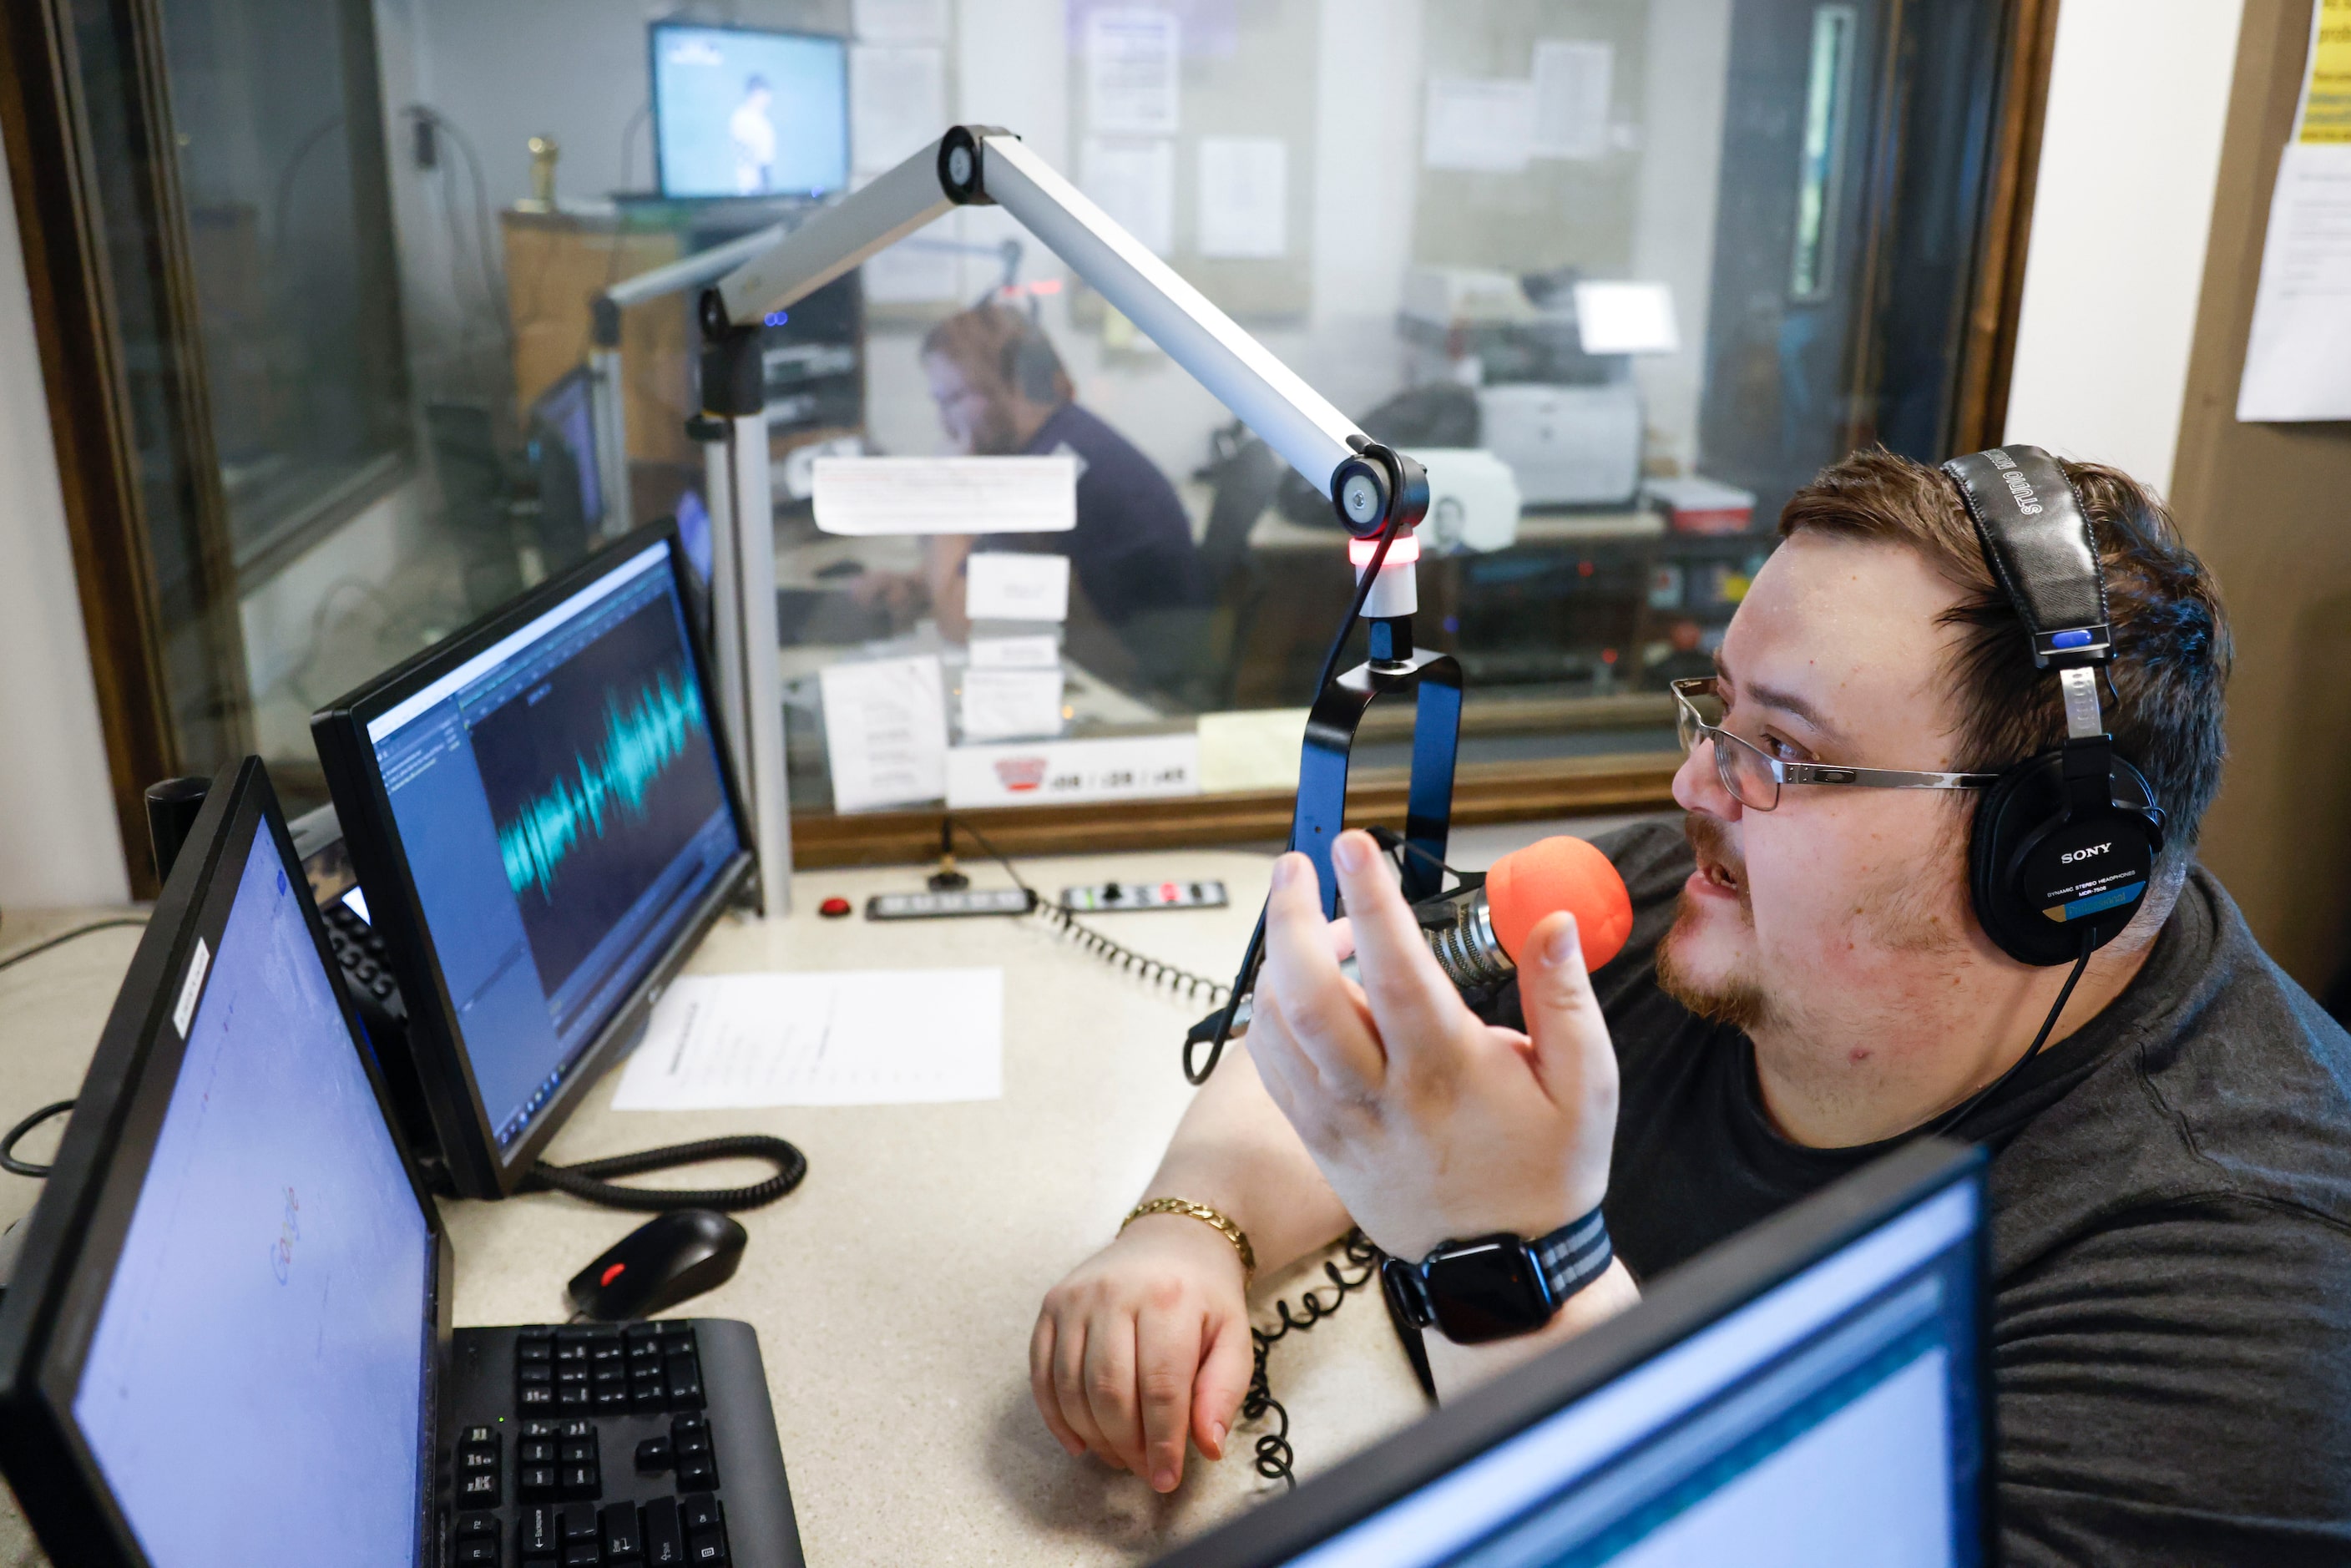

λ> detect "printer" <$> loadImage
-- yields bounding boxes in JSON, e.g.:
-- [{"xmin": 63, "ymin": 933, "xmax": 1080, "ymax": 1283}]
[{"xmin": 1399, "ymin": 266, "xmax": 1676, "ymax": 508}]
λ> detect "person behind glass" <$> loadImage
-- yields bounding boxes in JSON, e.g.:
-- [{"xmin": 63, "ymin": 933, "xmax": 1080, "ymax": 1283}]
[{"xmin": 862, "ymin": 304, "xmax": 1211, "ymax": 695}]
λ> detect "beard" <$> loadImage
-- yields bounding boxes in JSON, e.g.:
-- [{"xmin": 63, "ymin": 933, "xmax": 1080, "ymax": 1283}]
[{"xmin": 1656, "ymin": 812, "xmax": 1776, "ymax": 1033}]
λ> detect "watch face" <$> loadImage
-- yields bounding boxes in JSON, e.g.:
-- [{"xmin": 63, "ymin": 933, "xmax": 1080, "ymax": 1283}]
[{"xmin": 1423, "ymin": 1237, "xmax": 1552, "ymax": 1345}]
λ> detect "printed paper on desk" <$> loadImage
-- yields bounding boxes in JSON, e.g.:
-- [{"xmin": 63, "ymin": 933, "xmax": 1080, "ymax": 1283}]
[
  {"xmin": 819, "ymin": 655, "xmax": 948, "ymax": 812},
  {"xmin": 965, "ymin": 552, "xmax": 1071, "ymax": 623},
  {"xmin": 613, "ymin": 969, "xmax": 1002, "ymax": 1109},
  {"xmin": 960, "ymin": 668, "xmax": 1064, "ymax": 741},
  {"xmin": 968, "ymin": 633, "xmax": 1061, "ymax": 669},
  {"xmin": 947, "ymin": 732, "xmax": 1199, "ymax": 809},
  {"xmin": 811, "ymin": 456, "xmax": 1077, "ymax": 535}
]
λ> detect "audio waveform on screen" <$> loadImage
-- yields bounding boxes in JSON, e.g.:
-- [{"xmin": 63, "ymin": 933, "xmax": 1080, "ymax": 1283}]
[{"xmin": 496, "ymin": 666, "xmax": 708, "ymax": 901}]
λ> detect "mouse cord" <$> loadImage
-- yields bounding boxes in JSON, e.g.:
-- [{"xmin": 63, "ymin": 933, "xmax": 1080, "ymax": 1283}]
[
  {"xmin": 0, "ymin": 918, "xmax": 152, "ymax": 1180},
  {"xmin": 1242, "ymin": 1229, "xmax": 1384, "ymax": 1490},
  {"xmin": 520, "ymin": 1134, "xmax": 807, "ymax": 1211}
]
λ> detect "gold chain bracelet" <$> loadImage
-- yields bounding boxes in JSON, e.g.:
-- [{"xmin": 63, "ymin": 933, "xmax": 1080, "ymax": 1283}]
[{"xmin": 1120, "ymin": 1196, "xmax": 1256, "ymax": 1284}]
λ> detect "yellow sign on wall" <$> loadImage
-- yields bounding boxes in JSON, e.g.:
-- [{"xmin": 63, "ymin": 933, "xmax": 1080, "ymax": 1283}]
[{"xmin": 2301, "ymin": 0, "xmax": 2351, "ymax": 143}]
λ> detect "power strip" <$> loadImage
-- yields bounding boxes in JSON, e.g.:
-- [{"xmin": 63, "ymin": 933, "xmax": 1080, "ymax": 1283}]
[
  {"xmin": 866, "ymin": 888, "xmax": 1038, "ymax": 920},
  {"xmin": 1059, "ymin": 880, "xmax": 1229, "ymax": 913}
]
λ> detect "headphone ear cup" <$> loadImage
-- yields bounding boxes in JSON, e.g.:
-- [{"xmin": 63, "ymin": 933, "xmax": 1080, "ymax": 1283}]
[{"xmin": 1969, "ymin": 750, "xmax": 2159, "ymax": 965}]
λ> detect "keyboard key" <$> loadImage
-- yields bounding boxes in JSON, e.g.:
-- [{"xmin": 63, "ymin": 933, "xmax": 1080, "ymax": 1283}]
[
  {"xmin": 518, "ymin": 1505, "xmax": 559, "ymax": 1557},
  {"xmin": 561, "ymin": 1464, "xmax": 601, "ymax": 1500},
  {"xmin": 679, "ymin": 1495, "xmax": 720, "ymax": 1535},
  {"xmin": 523, "ymin": 1420, "xmax": 562, "ymax": 1439},
  {"xmin": 459, "ymin": 1512, "xmax": 499, "ymax": 1540},
  {"xmin": 559, "ymin": 1419, "xmax": 595, "ymax": 1440},
  {"xmin": 518, "ymin": 1339, "xmax": 554, "ymax": 1363},
  {"xmin": 665, "ymin": 1356, "xmax": 703, "ymax": 1409},
  {"xmin": 461, "ymin": 1425, "xmax": 496, "ymax": 1447},
  {"xmin": 518, "ymin": 1466, "xmax": 559, "ymax": 1500},
  {"xmin": 559, "ymin": 1438, "xmax": 597, "ymax": 1466},
  {"xmin": 519, "ymin": 1362, "xmax": 554, "ymax": 1385},
  {"xmin": 656, "ymin": 1322, "xmax": 695, "ymax": 1347},
  {"xmin": 685, "ymin": 1527, "xmax": 726, "ymax": 1565},
  {"xmin": 559, "ymin": 1504, "xmax": 599, "ymax": 1541},
  {"xmin": 558, "ymin": 1384, "xmax": 589, "ymax": 1409},
  {"xmin": 557, "ymin": 1368, "xmax": 590, "ymax": 1388},
  {"xmin": 554, "ymin": 1343, "xmax": 589, "ymax": 1364},
  {"xmin": 520, "ymin": 1439, "xmax": 554, "ymax": 1464},
  {"xmin": 560, "ymin": 1542, "xmax": 599, "ymax": 1568},
  {"xmin": 459, "ymin": 1471, "xmax": 501, "ymax": 1508},
  {"xmin": 594, "ymin": 1386, "xmax": 629, "ymax": 1413},
  {"xmin": 670, "ymin": 1413, "xmax": 708, "ymax": 1437},
  {"xmin": 602, "ymin": 1501, "xmax": 645, "ymax": 1559},
  {"xmin": 589, "ymin": 1341, "xmax": 625, "ymax": 1365},
  {"xmin": 632, "ymin": 1378, "xmax": 669, "ymax": 1412},
  {"xmin": 675, "ymin": 1456, "xmax": 716, "ymax": 1491},
  {"xmin": 672, "ymin": 1431, "xmax": 710, "ymax": 1460},
  {"xmin": 641, "ymin": 1497, "xmax": 685, "ymax": 1568},
  {"xmin": 458, "ymin": 1540, "xmax": 499, "ymax": 1565},
  {"xmin": 636, "ymin": 1436, "xmax": 673, "ymax": 1473},
  {"xmin": 519, "ymin": 1385, "xmax": 555, "ymax": 1409}
]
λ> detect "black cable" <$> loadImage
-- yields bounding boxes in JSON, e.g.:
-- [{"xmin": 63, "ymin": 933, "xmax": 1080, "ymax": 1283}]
[
  {"xmin": 1, "ymin": 1101, "xmax": 75, "ymax": 1179},
  {"xmin": 1242, "ymin": 1230, "xmax": 1383, "ymax": 1490},
  {"xmin": 519, "ymin": 1134, "xmax": 806, "ymax": 1212},
  {"xmin": 1188, "ymin": 508, "xmax": 1411, "ymax": 1085},
  {"xmin": 1926, "ymin": 932, "xmax": 2095, "ymax": 1138},
  {"xmin": 0, "ymin": 918, "xmax": 147, "ymax": 976},
  {"xmin": 941, "ymin": 817, "xmax": 1231, "ymax": 1007}
]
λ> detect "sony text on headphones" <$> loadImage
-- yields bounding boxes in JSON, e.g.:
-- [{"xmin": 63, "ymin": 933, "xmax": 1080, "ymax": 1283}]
[{"xmin": 1939, "ymin": 446, "xmax": 2168, "ymax": 966}]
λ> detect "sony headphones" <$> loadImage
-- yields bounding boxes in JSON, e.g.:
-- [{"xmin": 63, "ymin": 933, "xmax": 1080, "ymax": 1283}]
[{"xmin": 1941, "ymin": 446, "xmax": 2168, "ymax": 966}]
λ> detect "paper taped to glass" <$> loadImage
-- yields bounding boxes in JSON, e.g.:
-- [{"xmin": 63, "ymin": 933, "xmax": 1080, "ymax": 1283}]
[
  {"xmin": 811, "ymin": 456, "xmax": 1079, "ymax": 534},
  {"xmin": 2237, "ymin": 0, "xmax": 2351, "ymax": 422}
]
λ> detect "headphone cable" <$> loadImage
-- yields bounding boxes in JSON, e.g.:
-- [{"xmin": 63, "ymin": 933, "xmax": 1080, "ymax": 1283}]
[{"xmin": 1925, "ymin": 930, "xmax": 2095, "ymax": 1140}]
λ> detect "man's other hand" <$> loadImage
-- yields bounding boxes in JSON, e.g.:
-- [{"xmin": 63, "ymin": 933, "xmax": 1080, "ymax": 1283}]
[
  {"xmin": 1029, "ymin": 1212, "xmax": 1255, "ymax": 1493},
  {"xmin": 1249, "ymin": 829, "xmax": 1619, "ymax": 1262}
]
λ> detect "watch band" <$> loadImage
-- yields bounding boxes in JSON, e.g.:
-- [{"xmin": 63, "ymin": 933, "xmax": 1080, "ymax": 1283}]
[{"xmin": 1533, "ymin": 1206, "xmax": 1613, "ymax": 1302}]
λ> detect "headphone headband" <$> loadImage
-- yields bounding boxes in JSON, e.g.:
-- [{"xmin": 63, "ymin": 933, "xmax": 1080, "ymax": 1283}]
[{"xmin": 1939, "ymin": 446, "xmax": 2110, "ymax": 670}]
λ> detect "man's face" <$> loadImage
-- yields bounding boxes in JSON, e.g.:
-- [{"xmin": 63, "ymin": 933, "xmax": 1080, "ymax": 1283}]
[
  {"xmin": 924, "ymin": 352, "xmax": 1016, "ymax": 456},
  {"xmin": 1660, "ymin": 532, "xmax": 1984, "ymax": 1037}
]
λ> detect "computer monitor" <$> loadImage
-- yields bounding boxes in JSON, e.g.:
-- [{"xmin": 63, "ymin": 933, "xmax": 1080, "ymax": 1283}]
[
  {"xmin": 527, "ymin": 367, "xmax": 602, "ymax": 570},
  {"xmin": 1154, "ymin": 1139, "xmax": 1991, "ymax": 1568},
  {"xmin": 650, "ymin": 22, "xmax": 848, "ymax": 200},
  {"xmin": 310, "ymin": 524, "xmax": 752, "ymax": 1198},
  {"xmin": 0, "ymin": 758, "xmax": 448, "ymax": 1567}
]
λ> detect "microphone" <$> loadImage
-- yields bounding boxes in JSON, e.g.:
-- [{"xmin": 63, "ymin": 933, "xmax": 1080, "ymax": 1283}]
[{"xmin": 1211, "ymin": 837, "xmax": 1632, "ymax": 1032}]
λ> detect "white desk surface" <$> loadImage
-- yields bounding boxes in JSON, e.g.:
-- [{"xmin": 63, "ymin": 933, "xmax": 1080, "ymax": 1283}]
[{"xmin": 0, "ymin": 848, "xmax": 1429, "ymax": 1566}]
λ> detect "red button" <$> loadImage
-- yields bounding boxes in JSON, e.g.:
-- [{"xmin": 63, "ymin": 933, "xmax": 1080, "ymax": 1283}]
[{"xmin": 819, "ymin": 896, "xmax": 852, "ymax": 918}]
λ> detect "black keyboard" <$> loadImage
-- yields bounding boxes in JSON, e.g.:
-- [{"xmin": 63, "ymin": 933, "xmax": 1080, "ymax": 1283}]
[
  {"xmin": 321, "ymin": 895, "xmax": 408, "ymax": 1024},
  {"xmin": 442, "ymin": 1319, "xmax": 803, "ymax": 1568}
]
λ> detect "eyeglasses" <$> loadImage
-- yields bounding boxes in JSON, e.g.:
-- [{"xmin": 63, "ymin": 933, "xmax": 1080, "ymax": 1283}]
[{"xmin": 1670, "ymin": 676, "xmax": 1999, "ymax": 812}]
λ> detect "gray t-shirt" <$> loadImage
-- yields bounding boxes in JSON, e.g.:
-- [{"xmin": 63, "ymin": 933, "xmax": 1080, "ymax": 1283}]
[{"xmin": 1493, "ymin": 819, "xmax": 2351, "ymax": 1565}]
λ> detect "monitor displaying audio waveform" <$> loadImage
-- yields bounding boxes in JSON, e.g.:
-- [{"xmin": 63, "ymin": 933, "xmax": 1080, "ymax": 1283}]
[{"xmin": 468, "ymin": 596, "xmax": 731, "ymax": 999}]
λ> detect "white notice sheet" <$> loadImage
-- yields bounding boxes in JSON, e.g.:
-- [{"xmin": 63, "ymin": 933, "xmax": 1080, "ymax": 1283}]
[
  {"xmin": 1423, "ymin": 78, "xmax": 1535, "ymax": 173},
  {"xmin": 965, "ymin": 552, "xmax": 1072, "ymax": 622},
  {"xmin": 819, "ymin": 655, "xmax": 948, "ymax": 812},
  {"xmin": 613, "ymin": 969, "xmax": 1004, "ymax": 1109},
  {"xmin": 1084, "ymin": 7, "xmax": 1181, "ymax": 134},
  {"xmin": 2238, "ymin": 0, "xmax": 2351, "ymax": 421},
  {"xmin": 811, "ymin": 456, "xmax": 1078, "ymax": 535},
  {"xmin": 1531, "ymin": 40, "xmax": 1613, "ymax": 160},
  {"xmin": 1197, "ymin": 136, "xmax": 1288, "ymax": 259}
]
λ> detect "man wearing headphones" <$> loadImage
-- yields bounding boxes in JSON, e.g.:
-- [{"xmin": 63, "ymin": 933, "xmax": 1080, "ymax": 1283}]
[
  {"xmin": 1031, "ymin": 447, "xmax": 2351, "ymax": 1562},
  {"xmin": 863, "ymin": 303, "xmax": 1211, "ymax": 695}
]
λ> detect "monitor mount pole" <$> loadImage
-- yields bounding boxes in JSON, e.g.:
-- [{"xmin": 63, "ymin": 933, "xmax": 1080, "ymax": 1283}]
[{"xmin": 695, "ymin": 126, "xmax": 1459, "ymax": 919}]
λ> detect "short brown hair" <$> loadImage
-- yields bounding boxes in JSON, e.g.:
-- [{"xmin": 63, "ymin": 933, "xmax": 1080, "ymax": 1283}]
[
  {"xmin": 1778, "ymin": 448, "xmax": 2232, "ymax": 865},
  {"xmin": 920, "ymin": 303, "xmax": 1072, "ymax": 407}
]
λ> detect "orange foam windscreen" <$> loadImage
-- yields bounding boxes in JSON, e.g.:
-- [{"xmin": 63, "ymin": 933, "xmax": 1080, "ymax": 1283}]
[{"xmin": 1484, "ymin": 836, "xmax": 1635, "ymax": 972}]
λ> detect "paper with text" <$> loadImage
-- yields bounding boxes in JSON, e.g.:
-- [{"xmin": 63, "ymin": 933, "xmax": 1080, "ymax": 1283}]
[
  {"xmin": 1084, "ymin": 7, "xmax": 1180, "ymax": 134},
  {"xmin": 969, "ymin": 634, "xmax": 1062, "ymax": 669},
  {"xmin": 960, "ymin": 668, "xmax": 1065, "ymax": 741},
  {"xmin": 614, "ymin": 969, "xmax": 1003, "ymax": 1109},
  {"xmin": 2239, "ymin": 0, "xmax": 2351, "ymax": 421},
  {"xmin": 966, "ymin": 552, "xmax": 1072, "ymax": 622},
  {"xmin": 1198, "ymin": 136, "xmax": 1287, "ymax": 259},
  {"xmin": 812, "ymin": 456, "xmax": 1077, "ymax": 535},
  {"xmin": 820, "ymin": 655, "xmax": 948, "ymax": 812}
]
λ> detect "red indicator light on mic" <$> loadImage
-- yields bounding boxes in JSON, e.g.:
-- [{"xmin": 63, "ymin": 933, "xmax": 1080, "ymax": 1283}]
[{"xmin": 600, "ymin": 1262, "xmax": 627, "ymax": 1287}]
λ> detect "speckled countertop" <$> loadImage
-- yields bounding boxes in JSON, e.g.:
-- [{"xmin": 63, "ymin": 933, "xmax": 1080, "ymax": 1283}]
[{"xmin": 0, "ymin": 847, "xmax": 1430, "ymax": 1566}]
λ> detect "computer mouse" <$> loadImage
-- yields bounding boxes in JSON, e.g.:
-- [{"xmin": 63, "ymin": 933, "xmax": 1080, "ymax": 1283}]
[{"xmin": 567, "ymin": 1208, "xmax": 747, "ymax": 1322}]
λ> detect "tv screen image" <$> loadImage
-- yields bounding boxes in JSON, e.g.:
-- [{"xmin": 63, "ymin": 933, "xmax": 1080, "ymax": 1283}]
[{"xmin": 652, "ymin": 23, "xmax": 848, "ymax": 199}]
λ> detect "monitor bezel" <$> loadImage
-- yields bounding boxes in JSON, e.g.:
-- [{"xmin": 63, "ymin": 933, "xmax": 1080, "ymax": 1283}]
[
  {"xmin": 0, "ymin": 757, "xmax": 453, "ymax": 1568},
  {"xmin": 310, "ymin": 521, "xmax": 755, "ymax": 1199},
  {"xmin": 646, "ymin": 18, "xmax": 852, "ymax": 203},
  {"xmin": 1150, "ymin": 1137, "xmax": 1994, "ymax": 1568}
]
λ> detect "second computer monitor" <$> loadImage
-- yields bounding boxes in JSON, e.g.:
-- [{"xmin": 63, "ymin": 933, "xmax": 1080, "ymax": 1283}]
[
  {"xmin": 312, "ymin": 525, "xmax": 752, "ymax": 1196},
  {"xmin": 650, "ymin": 22, "xmax": 848, "ymax": 200}
]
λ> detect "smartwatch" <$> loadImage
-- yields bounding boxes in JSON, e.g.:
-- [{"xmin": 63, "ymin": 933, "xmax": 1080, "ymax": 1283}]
[{"xmin": 1382, "ymin": 1206, "xmax": 1613, "ymax": 1345}]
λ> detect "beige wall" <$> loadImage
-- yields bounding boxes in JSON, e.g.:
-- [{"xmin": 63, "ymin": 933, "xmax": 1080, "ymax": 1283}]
[
  {"xmin": 0, "ymin": 151, "xmax": 130, "ymax": 908},
  {"xmin": 2170, "ymin": 0, "xmax": 2351, "ymax": 990}
]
